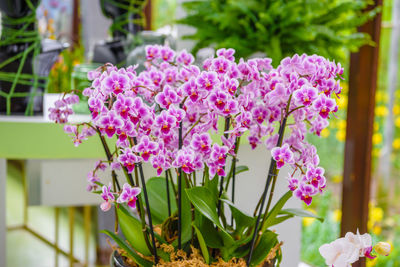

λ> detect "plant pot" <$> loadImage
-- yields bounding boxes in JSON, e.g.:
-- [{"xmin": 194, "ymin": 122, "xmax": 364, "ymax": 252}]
[{"xmin": 110, "ymin": 250, "xmax": 127, "ymax": 267}]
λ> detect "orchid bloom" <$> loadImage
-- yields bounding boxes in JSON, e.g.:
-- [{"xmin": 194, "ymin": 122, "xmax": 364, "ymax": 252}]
[
  {"xmin": 271, "ymin": 144, "xmax": 294, "ymax": 169},
  {"xmin": 100, "ymin": 183, "xmax": 115, "ymax": 212},
  {"xmin": 117, "ymin": 184, "xmax": 141, "ymax": 209},
  {"xmin": 319, "ymin": 231, "xmax": 390, "ymax": 267}
]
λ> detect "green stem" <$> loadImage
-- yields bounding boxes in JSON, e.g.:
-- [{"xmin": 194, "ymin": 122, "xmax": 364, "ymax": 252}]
[
  {"xmin": 165, "ymin": 171, "xmax": 172, "ymax": 217},
  {"xmin": 178, "ymin": 104, "xmax": 183, "ymax": 249},
  {"xmin": 98, "ymin": 134, "xmax": 121, "ymax": 191},
  {"xmin": 224, "ymin": 137, "xmax": 241, "ymax": 191},
  {"xmin": 167, "ymin": 169, "xmax": 177, "ymax": 197},
  {"xmin": 127, "ymin": 167, "xmax": 153, "ymax": 254},
  {"xmin": 217, "ymin": 117, "xmax": 231, "ymax": 218}
]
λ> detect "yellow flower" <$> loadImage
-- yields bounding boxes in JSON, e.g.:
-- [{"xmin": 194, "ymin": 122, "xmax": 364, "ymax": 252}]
[
  {"xmin": 372, "ymin": 148, "xmax": 381, "ymax": 157},
  {"xmin": 374, "ymin": 121, "xmax": 379, "ymax": 131},
  {"xmin": 369, "ymin": 206, "xmax": 383, "ymax": 223},
  {"xmin": 375, "ymin": 106, "xmax": 388, "ymax": 117},
  {"xmin": 336, "ymin": 130, "xmax": 346, "ymax": 142},
  {"xmin": 367, "ymin": 257, "xmax": 378, "ymax": 267},
  {"xmin": 333, "ymin": 209, "xmax": 342, "ymax": 222},
  {"xmin": 321, "ymin": 128, "xmax": 330, "ymax": 138},
  {"xmin": 393, "ymin": 138, "xmax": 400, "ymax": 150},
  {"xmin": 375, "ymin": 91, "xmax": 388, "ymax": 103},
  {"xmin": 393, "ymin": 105, "xmax": 400, "ymax": 115},
  {"xmin": 337, "ymin": 95, "xmax": 348, "ymax": 109},
  {"xmin": 303, "ymin": 209, "xmax": 317, "ymax": 226},
  {"xmin": 341, "ymin": 82, "xmax": 349, "ymax": 94},
  {"xmin": 303, "ymin": 217, "xmax": 315, "ymax": 227},
  {"xmin": 372, "ymin": 133, "xmax": 382, "ymax": 145},
  {"xmin": 337, "ymin": 120, "xmax": 346, "ymax": 130},
  {"xmin": 376, "ymin": 91, "xmax": 382, "ymax": 102},
  {"xmin": 332, "ymin": 175, "xmax": 343, "ymax": 183},
  {"xmin": 395, "ymin": 117, "xmax": 400, "ymax": 128},
  {"xmin": 372, "ymin": 225, "xmax": 382, "ymax": 235}
]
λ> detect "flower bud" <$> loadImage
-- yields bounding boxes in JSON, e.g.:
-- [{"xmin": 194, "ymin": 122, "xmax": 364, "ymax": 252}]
[
  {"xmin": 374, "ymin": 242, "xmax": 392, "ymax": 256},
  {"xmin": 100, "ymin": 201, "xmax": 112, "ymax": 212}
]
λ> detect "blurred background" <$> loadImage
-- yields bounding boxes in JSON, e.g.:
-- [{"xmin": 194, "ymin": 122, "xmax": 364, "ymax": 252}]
[{"xmin": 0, "ymin": 0, "xmax": 399, "ymax": 266}]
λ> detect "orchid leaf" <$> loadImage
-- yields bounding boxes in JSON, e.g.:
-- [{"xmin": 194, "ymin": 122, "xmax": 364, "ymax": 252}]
[
  {"xmin": 117, "ymin": 204, "xmax": 152, "ymax": 256},
  {"xmin": 185, "ymin": 187, "xmax": 228, "ymax": 235},
  {"xmin": 261, "ymin": 190, "xmax": 292, "ymax": 232},
  {"xmin": 205, "ymin": 173, "xmax": 219, "ymax": 198},
  {"xmin": 235, "ymin": 165, "xmax": 249, "ymax": 175},
  {"xmin": 280, "ymin": 208, "xmax": 324, "ymax": 222},
  {"xmin": 193, "ymin": 224, "xmax": 210, "ymax": 264},
  {"xmin": 186, "ymin": 186, "xmax": 234, "ymax": 250},
  {"xmin": 249, "ymin": 230, "xmax": 278, "ymax": 267},
  {"xmin": 156, "ymin": 248, "xmax": 170, "ymax": 262},
  {"xmin": 267, "ymin": 214, "xmax": 294, "ymax": 228},
  {"xmin": 194, "ymin": 211, "xmax": 224, "ymax": 248},
  {"xmin": 143, "ymin": 176, "xmax": 177, "ymax": 225},
  {"xmin": 220, "ymin": 198, "xmax": 255, "ymax": 235},
  {"xmin": 101, "ymin": 229, "xmax": 153, "ymax": 267}
]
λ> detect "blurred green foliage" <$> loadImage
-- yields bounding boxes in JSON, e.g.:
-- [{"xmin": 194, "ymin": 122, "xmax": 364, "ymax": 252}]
[
  {"xmin": 301, "ymin": 191, "xmax": 340, "ymax": 267},
  {"xmin": 179, "ymin": 0, "xmax": 380, "ymax": 64},
  {"xmin": 153, "ymin": 0, "xmax": 177, "ymax": 29},
  {"xmin": 46, "ymin": 45, "xmax": 85, "ymax": 94}
]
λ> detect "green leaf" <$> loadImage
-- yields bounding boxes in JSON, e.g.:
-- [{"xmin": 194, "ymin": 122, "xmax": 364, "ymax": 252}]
[
  {"xmin": 280, "ymin": 208, "xmax": 324, "ymax": 222},
  {"xmin": 143, "ymin": 177, "xmax": 177, "ymax": 225},
  {"xmin": 220, "ymin": 198, "xmax": 255, "ymax": 235},
  {"xmin": 101, "ymin": 229, "xmax": 153, "ymax": 267},
  {"xmin": 261, "ymin": 191, "xmax": 292, "ymax": 231},
  {"xmin": 235, "ymin": 165, "xmax": 249, "ymax": 175},
  {"xmin": 186, "ymin": 186, "xmax": 235, "ymax": 250},
  {"xmin": 117, "ymin": 205, "xmax": 151, "ymax": 256},
  {"xmin": 193, "ymin": 224, "xmax": 210, "ymax": 264},
  {"xmin": 156, "ymin": 249, "xmax": 170, "ymax": 262},
  {"xmin": 249, "ymin": 230, "xmax": 278, "ymax": 267},
  {"xmin": 194, "ymin": 211, "xmax": 224, "ymax": 248},
  {"xmin": 267, "ymin": 214, "xmax": 294, "ymax": 227},
  {"xmin": 205, "ymin": 173, "xmax": 219, "ymax": 198},
  {"xmin": 185, "ymin": 187, "xmax": 226, "ymax": 233}
]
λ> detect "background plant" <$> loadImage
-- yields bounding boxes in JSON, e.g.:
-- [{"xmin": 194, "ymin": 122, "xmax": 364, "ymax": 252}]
[{"xmin": 179, "ymin": 0, "xmax": 379, "ymax": 64}]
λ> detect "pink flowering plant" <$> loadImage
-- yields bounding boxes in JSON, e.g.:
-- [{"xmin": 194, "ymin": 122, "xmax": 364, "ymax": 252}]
[{"xmin": 50, "ymin": 45, "xmax": 344, "ymax": 266}]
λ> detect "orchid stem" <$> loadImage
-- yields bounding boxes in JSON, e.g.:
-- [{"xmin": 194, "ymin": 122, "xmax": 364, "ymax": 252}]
[
  {"xmin": 231, "ymin": 157, "xmax": 236, "ymax": 226},
  {"xmin": 98, "ymin": 133, "xmax": 121, "ymax": 191},
  {"xmin": 247, "ymin": 116, "xmax": 287, "ymax": 266},
  {"xmin": 97, "ymin": 132, "xmax": 121, "ymax": 234},
  {"xmin": 165, "ymin": 171, "xmax": 171, "ymax": 217},
  {"xmin": 167, "ymin": 169, "xmax": 177, "ymax": 197},
  {"xmin": 178, "ymin": 104, "xmax": 183, "ymax": 249},
  {"xmin": 116, "ymin": 138, "xmax": 152, "ymax": 259},
  {"xmin": 217, "ymin": 117, "xmax": 231, "ymax": 218},
  {"xmin": 122, "ymin": 167, "xmax": 153, "ymax": 255},
  {"xmin": 133, "ymin": 137, "xmax": 158, "ymax": 264},
  {"xmin": 137, "ymin": 161, "xmax": 159, "ymax": 264}
]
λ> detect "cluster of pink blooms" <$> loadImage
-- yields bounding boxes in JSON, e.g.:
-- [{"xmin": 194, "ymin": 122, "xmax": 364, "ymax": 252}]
[
  {"xmin": 48, "ymin": 94, "xmax": 79, "ymax": 123},
  {"xmin": 49, "ymin": 45, "xmax": 343, "ymax": 208}
]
